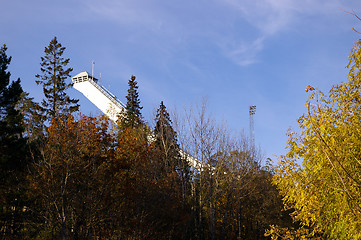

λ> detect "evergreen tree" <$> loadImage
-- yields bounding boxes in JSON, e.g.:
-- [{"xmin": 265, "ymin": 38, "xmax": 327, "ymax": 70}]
[
  {"xmin": 0, "ymin": 43, "xmax": 27, "ymax": 172},
  {"xmin": 17, "ymin": 91, "xmax": 44, "ymax": 142},
  {"xmin": 0, "ymin": 44, "xmax": 29, "ymax": 237},
  {"xmin": 154, "ymin": 101, "xmax": 181, "ymax": 170},
  {"xmin": 35, "ymin": 36, "xmax": 79, "ymax": 120},
  {"xmin": 154, "ymin": 101, "xmax": 191, "ymax": 211},
  {"xmin": 119, "ymin": 75, "xmax": 143, "ymax": 129}
]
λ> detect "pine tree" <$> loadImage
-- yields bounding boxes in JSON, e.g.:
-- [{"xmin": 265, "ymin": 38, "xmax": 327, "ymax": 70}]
[
  {"xmin": 0, "ymin": 44, "xmax": 29, "ymax": 237},
  {"xmin": 35, "ymin": 37, "xmax": 79, "ymax": 120},
  {"xmin": 119, "ymin": 75, "xmax": 143, "ymax": 129}
]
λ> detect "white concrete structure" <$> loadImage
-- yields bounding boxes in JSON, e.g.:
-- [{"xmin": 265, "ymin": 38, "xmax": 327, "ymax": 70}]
[{"xmin": 72, "ymin": 71, "xmax": 125, "ymax": 122}]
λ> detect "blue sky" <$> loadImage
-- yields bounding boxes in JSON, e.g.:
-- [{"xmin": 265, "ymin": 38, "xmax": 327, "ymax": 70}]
[{"xmin": 2, "ymin": 0, "xmax": 361, "ymax": 160}]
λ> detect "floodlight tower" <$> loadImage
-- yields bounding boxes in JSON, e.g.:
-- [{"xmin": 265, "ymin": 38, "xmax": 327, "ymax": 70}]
[
  {"xmin": 72, "ymin": 71, "xmax": 126, "ymax": 122},
  {"xmin": 249, "ymin": 105, "xmax": 256, "ymax": 147}
]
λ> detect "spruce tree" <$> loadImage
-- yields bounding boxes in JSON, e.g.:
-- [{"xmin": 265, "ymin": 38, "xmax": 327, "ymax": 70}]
[
  {"xmin": 17, "ymin": 91, "xmax": 44, "ymax": 143},
  {"xmin": 0, "ymin": 44, "xmax": 29, "ymax": 237},
  {"xmin": 154, "ymin": 101, "xmax": 190, "ymax": 195},
  {"xmin": 35, "ymin": 37, "xmax": 79, "ymax": 120},
  {"xmin": 119, "ymin": 75, "xmax": 143, "ymax": 129},
  {"xmin": 0, "ymin": 44, "xmax": 26, "ymax": 169},
  {"xmin": 154, "ymin": 101, "xmax": 180, "ymax": 167}
]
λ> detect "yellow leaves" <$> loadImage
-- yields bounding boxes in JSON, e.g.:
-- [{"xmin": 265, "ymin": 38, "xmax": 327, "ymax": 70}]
[{"xmin": 273, "ymin": 38, "xmax": 361, "ymax": 239}]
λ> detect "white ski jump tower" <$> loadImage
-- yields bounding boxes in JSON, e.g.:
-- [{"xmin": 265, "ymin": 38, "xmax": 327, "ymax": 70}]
[
  {"xmin": 72, "ymin": 71, "xmax": 125, "ymax": 122},
  {"xmin": 72, "ymin": 71, "xmax": 203, "ymax": 170}
]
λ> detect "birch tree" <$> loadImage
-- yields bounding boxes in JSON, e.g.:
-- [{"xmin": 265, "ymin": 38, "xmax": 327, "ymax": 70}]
[{"xmin": 270, "ymin": 40, "xmax": 361, "ymax": 239}]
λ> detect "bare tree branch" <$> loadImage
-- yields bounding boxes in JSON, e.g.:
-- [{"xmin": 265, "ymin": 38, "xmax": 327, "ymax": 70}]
[{"xmin": 344, "ymin": 10, "xmax": 361, "ymax": 34}]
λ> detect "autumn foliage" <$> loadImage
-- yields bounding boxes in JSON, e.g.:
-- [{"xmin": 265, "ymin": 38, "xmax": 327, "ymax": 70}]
[
  {"xmin": 1, "ymin": 38, "xmax": 292, "ymax": 239},
  {"xmin": 268, "ymin": 40, "xmax": 361, "ymax": 239}
]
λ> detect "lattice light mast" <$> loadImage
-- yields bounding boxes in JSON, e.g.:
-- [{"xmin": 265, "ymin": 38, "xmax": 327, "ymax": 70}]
[{"xmin": 249, "ymin": 105, "xmax": 256, "ymax": 147}]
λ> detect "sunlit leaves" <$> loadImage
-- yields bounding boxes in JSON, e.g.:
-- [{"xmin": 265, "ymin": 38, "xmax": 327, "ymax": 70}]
[
  {"xmin": 272, "ymin": 40, "xmax": 361, "ymax": 239},
  {"xmin": 29, "ymin": 114, "xmax": 115, "ymax": 239}
]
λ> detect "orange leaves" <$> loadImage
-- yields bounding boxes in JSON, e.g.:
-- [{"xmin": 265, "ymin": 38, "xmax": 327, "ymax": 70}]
[
  {"xmin": 305, "ymin": 85, "xmax": 315, "ymax": 92},
  {"xmin": 30, "ymin": 113, "xmax": 188, "ymax": 238},
  {"xmin": 28, "ymin": 114, "xmax": 116, "ymax": 236},
  {"xmin": 46, "ymin": 114, "xmax": 114, "ymax": 160}
]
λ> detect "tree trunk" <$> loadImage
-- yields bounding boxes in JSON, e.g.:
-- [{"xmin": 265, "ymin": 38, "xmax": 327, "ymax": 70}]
[{"xmin": 209, "ymin": 174, "xmax": 214, "ymax": 240}]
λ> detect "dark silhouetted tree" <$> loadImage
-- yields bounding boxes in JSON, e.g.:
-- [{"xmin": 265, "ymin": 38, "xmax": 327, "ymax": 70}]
[
  {"xmin": 0, "ymin": 44, "xmax": 29, "ymax": 238},
  {"xmin": 35, "ymin": 36, "xmax": 79, "ymax": 121},
  {"xmin": 17, "ymin": 91, "xmax": 44, "ymax": 143},
  {"xmin": 154, "ymin": 101, "xmax": 180, "ymax": 170},
  {"xmin": 119, "ymin": 75, "xmax": 143, "ymax": 129},
  {"xmin": 154, "ymin": 101, "xmax": 190, "ymax": 201}
]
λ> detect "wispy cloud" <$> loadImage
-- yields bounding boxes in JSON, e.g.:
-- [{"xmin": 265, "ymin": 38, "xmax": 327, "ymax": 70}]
[
  {"xmin": 216, "ymin": 0, "xmax": 349, "ymax": 66},
  {"xmin": 221, "ymin": 0, "xmax": 292, "ymax": 35},
  {"xmin": 221, "ymin": 0, "xmax": 344, "ymax": 34},
  {"xmin": 222, "ymin": 37, "xmax": 265, "ymax": 66},
  {"xmin": 84, "ymin": 0, "xmax": 163, "ymax": 29},
  {"xmin": 80, "ymin": 0, "xmax": 357, "ymax": 68}
]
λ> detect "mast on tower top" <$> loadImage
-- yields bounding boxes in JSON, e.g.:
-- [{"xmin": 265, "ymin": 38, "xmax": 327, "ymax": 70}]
[{"xmin": 72, "ymin": 71, "xmax": 125, "ymax": 122}]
